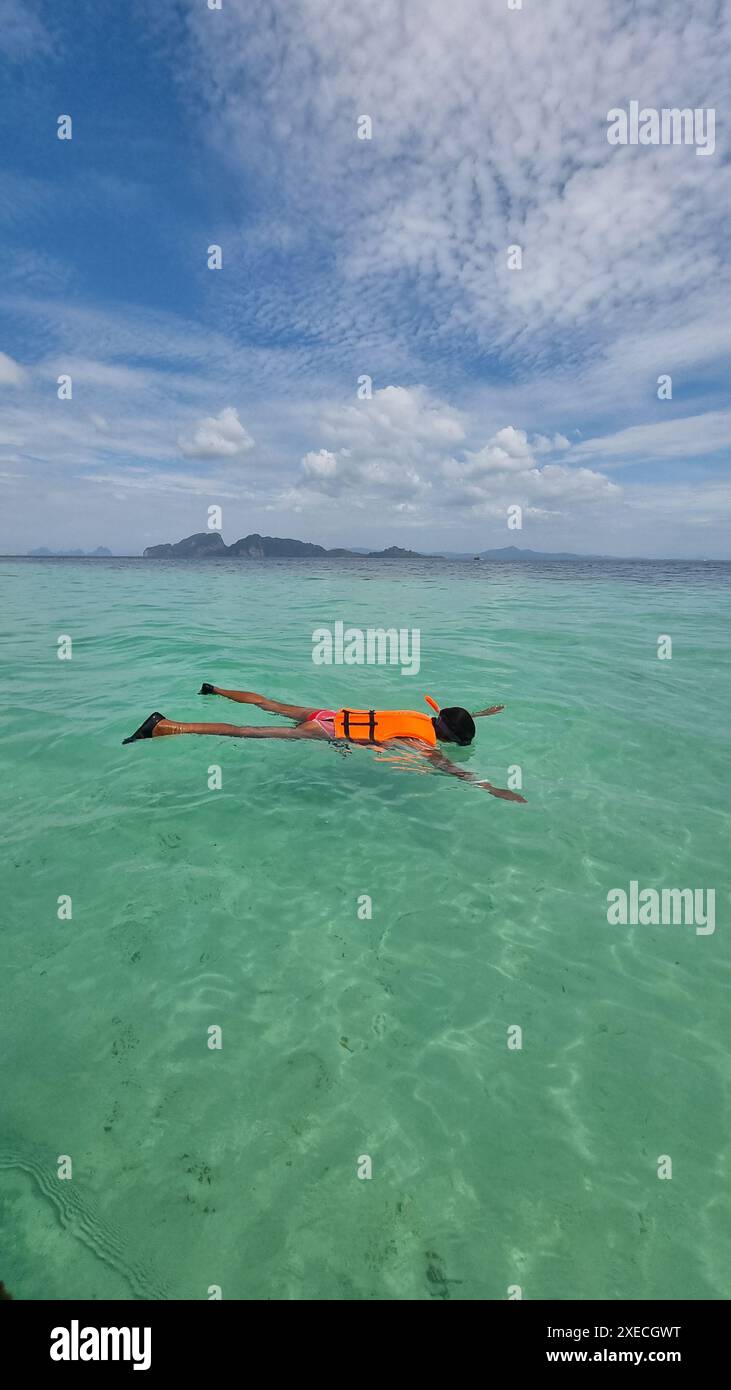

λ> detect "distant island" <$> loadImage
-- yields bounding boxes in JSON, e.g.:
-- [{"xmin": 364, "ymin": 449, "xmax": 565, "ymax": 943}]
[
  {"xmin": 142, "ymin": 532, "xmax": 422, "ymax": 559},
  {"xmin": 440, "ymin": 544, "xmax": 608, "ymax": 561},
  {"xmin": 28, "ymin": 545, "xmax": 113, "ymax": 557},
  {"xmin": 141, "ymin": 532, "xmax": 606, "ymax": 561},
  {"xmin": 25, "ymin": 534, "xmax": 713, "ymax": 561}
]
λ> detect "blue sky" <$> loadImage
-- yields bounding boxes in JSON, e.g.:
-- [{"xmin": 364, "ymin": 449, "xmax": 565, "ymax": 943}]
[{"xmin": 1, "ymin": 0, "xmax": 730, "ymax": 556}]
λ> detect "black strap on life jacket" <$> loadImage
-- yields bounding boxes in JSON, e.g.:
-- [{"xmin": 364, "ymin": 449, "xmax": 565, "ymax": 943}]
[{"xmin": 341, "ymin": 709, "xmax": 377, "ymax": 739}]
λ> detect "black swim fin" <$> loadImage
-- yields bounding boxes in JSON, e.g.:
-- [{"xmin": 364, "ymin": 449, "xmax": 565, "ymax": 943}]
[
  {"xmin": 123, "ymin": 712, "xmax": 166, "ymax": 744},
  {"xmin": 199, "ymin": 682, "xmax": 215, "ymax": 695}
]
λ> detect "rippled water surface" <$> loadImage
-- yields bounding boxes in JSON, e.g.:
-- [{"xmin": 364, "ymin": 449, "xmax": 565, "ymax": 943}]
[{"xmin": 1, "ymin": 556, "xmax": 730, "ymax": 1300}]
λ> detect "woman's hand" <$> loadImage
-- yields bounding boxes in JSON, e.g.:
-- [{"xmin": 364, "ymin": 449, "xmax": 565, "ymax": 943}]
[{"xmin": 477, "ymin": 780, "xmax": 527, "ymax": 803}]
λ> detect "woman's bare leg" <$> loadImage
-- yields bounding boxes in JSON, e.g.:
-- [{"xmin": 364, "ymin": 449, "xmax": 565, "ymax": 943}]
[
  {"xmin": 200, "ymin": 684, "xmax": 314, "ymax": 721},
  {"xmin": 153, "ymin": 718, "xmax": 321, "ymax": 739}
]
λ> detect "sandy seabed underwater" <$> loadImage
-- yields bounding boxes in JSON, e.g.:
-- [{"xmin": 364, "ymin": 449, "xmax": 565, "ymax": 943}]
[{"xmin": 1, "ymin": 554, "xmax": 730, "ymax": 1300}]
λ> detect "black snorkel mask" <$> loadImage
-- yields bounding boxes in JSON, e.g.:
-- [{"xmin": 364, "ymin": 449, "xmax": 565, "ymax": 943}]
[
  {"xmin": 438, "ymin": 716, "xmax": 470, "ymax": 745},
  {"xmin": 425, "ymin": 695, "xmax": 474, "ymax": 746}
]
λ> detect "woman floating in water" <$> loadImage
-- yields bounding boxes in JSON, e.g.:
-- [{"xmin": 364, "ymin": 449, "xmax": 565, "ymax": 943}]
[{"xmin": 123, "ymin": 685, "xmax": 526, "ymax": 802}]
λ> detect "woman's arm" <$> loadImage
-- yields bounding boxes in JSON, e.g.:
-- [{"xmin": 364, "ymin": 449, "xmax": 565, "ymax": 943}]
[{"xmin": 424, "ymin": 748, "xmax": 526, "ymax": 801}]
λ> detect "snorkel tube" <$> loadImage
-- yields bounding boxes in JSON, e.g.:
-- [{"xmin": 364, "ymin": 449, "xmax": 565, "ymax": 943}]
[{"xmin": 425, "ymin": 694, "xmax": 443, "ymax": 738}]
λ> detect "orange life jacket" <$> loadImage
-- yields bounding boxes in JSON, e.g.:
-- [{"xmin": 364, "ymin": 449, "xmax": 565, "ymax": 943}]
[{"xmin": 334, "ymin": 697, "xmax": 439, "ymax": 746}]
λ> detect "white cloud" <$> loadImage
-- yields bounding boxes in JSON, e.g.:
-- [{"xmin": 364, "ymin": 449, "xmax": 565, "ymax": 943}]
[
  {"xmin": 302, "ymin": 448, "xmax": 338, "ymax": 478},
  {"xmin": 533, "ymin": 433, "xmax": 570, "ymax": 454},
  {"xmin": 84, "ymin": 467, "xmax": 256, "ymax": 500},
  {"xmin": 0, "ymin": 352, "xmax": 26, "ymax": 386},
  {"xmin": 0, "ymin": 0, "xmax": 52, "ymax": 61},
  {"xmin": 297, "ymin": 390, "xmax": 617, "ymax": 517},
  {"xmin": 319, "ymin": 385, "xmax": 465, "ymax": 453},
  {"xmin": 572, "ymin": 411, "xmax": 731, "ymax": 467},
  {"xmin": 178, "ymin": 406, "xmax": 254, "ymax": 459},
  {"xmin": 463, "ymin": 426, "xmax": 537, "ymax": 475},
  {"xmin": 444, "ymin": 432, "xmax": 618, "ymax": 512},
  {"xmin": 298, "ymin": 385, "xmax": 462, "ymax": 499},
  {"xmin": 183, "ymin": 0, "xmax": 731, "ymax": 378}
]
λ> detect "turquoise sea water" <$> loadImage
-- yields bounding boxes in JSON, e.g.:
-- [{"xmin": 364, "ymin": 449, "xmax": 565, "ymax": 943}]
[{"xmin": 1, "ymin": 555, "xmax": 730, "ymax": 1301}]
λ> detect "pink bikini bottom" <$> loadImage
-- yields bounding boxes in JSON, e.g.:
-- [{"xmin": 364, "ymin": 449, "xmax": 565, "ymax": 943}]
[{"xmin": 308, "ymin": 709, "xmax": 336, "ymax": 736}]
